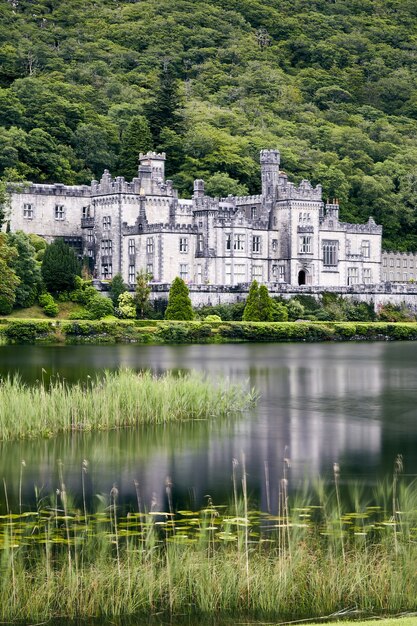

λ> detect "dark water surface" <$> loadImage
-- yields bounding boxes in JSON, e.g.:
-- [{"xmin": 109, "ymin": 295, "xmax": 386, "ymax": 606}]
[{"xmin": 0, "ymin": 342, "xmax": 416, "ymax": 513}]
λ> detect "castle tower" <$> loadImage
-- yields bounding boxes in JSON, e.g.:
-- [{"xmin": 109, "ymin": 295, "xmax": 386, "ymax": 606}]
[
  {"xmin": 138, "ymin": 152, "xmax": 166, "ymax": 194},
  {"xmin": 193, "ymin": 179, "xmax": 205, "ymax": 198},
  {"xmin": 260, "ymin": 149, "xmax": 280, "ymax": 199}
]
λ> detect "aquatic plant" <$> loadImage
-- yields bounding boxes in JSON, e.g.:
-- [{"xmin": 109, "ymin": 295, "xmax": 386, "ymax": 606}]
[
  {"xmin": 0, "ymin": 463, "xmax": 415, "ymax": 621},
  {"xmin": 0, "ymin": 369, "xmax": 256, "ymax": 441}
]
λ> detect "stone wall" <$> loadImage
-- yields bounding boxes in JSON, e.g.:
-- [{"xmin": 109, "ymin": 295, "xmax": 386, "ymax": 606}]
[{"xmin": 144, "ymin": 282, "xmax": 417, "ymax": 310}]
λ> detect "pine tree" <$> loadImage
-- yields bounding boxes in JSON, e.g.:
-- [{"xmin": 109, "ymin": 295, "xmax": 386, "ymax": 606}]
[
  {"xmin": 135, "ymin": 269, "xmax": 152, "ymax": 319},
  {"xmin": 258, "ymin": 285, "xmax": 273, "ymax": 321},
  {"xmin": 164, "ymin": 277, "xmax": 194, "ymax": 320},
  {"xmin": 147, "ymin": 67, "xmax": 182, "ymax": 146},
  {"xmin": 242, "ymin": 280, "xmax": 260, "ymax": 321},
  {"xmin": 41, "ymin": 238, "xmax": 81, "ymax": 294},
  {"xmin": 109, "ymin": 273, "xmax": 127, "ymax": 307},
  {"xmin": 118, "ymin": 116, "xmax": 153, "ymax": 179}
]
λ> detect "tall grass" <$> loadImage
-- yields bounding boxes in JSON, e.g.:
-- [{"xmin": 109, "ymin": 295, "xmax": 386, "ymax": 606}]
[
  {"xmin": 0, "ymin": 369, "xmax": 256, "ymax": 441},
  {"xmin": 0, "ymin": 471, "xmax": 417, "ymax": 621}
]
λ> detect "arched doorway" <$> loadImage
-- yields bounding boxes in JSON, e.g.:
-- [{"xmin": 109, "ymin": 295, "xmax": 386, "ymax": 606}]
[{"xmin": 298, "ymin": 270, "xmax": 306, "ymax": 286}]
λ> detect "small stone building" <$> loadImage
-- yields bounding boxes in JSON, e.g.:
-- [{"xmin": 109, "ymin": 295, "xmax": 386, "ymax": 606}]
[{"xmin": 381, "ymin": 251, "xmax": 417, "ymax": 283}]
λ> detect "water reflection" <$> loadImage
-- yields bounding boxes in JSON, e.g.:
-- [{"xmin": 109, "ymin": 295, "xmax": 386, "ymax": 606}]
[{"xmin": 0, "ymin": 342, "xmax": 417, "ymax": 513}]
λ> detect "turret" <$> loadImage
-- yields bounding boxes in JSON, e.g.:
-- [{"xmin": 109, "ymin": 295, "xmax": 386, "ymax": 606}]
[
  {"xmin": 260, "ymin": 149, "xmax": 280, "ymax": 199},
  {"xmin": 138, "ymin": 152, "xmax": 166, "ymax": 194},
  {"xmin": 193, "ymin": 179, "xmax": 205, "ymax": 198}
]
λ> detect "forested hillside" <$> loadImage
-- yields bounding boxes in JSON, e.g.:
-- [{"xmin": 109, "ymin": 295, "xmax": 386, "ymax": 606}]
[{"xmin": 1, "ymin": 0, "xmax": 417, "ymax": 249}]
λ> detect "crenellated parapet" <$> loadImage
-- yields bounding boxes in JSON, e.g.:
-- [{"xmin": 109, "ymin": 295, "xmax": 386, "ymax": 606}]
[
  {"xmin": 122, "ymin": 222, "xmax": 198, "ymax": 235},
  {"xmin": 91, "ymin": 171, "xmax": 142, "ymax": 196},
  {"xmin": 278, "ymin": 179, "xmax": 322, "ymax": 201},
  {"xmin": 193, "ymin": 196, "xmax": 219, "ymax": 212},
  {"xmin": 340, "ymin": 217, "xmax": 382, "ymax": 234},
  {"xmin": 233, "ymin": 194, "xmax": 263, "ymax": 205},
  {"xmin": 12, "ymin": 182, "xmax": 91, "ymax": 197}
]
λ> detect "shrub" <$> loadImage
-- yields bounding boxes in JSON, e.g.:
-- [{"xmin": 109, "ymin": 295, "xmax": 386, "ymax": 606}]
[
  {"xmin": 242, "ymin": 280, "xmax": 260, "ymax": 321},
  {"xmin": 38, "ymin": 292, "xmax": 59, "ymax": 317},
  {"xmin": 41, "ymin": 238, "xmax": 81, "ymax": 294},
  {"xmin": 271, "ymin": 301, "xmax": 288, "ymax": 322},
  {"xmin": 118, "ymin": 292, "xmax": 136, "ymax": 319},
  {"xmin": 286, "ymin": 299, "xmax": 305, "ymax": 321},
  {"xmin": 205, "ymin": 314, "xmax": 222, "ymax": 322},
  {"xmin": 4, "ymin": 320, "xmax": 52, "ymax": 343},
  {"xmin": 109, "ymin": 273, "xmax": 127, "ymax": 306},
  {"xmin": 378, "ymin": 303, "xmax": 415, "ymax": 322},
  {"xmin": 86, "ymin": 294, "xmax": 114, "ymax": 319},
  {"xmin": 165, "ymin": 278, "xmax": 194, "ymax": 320}
]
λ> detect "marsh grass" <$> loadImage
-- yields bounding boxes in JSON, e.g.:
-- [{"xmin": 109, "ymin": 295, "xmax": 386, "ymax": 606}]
[
  {"xmin": 0, "ymin": 470, "xmax": 416, "ymax": 621},
  {"xmin": 0, "ymin": 369, "xmax": 256, "ymax": 441}
]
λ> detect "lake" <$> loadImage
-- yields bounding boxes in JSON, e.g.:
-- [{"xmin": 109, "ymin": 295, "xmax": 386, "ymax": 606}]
[{"xmin": 0, "ymin": 342, "xmax": 416, "ymax": 514}]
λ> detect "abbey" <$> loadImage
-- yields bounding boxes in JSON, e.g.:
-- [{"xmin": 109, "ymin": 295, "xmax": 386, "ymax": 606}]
[{"xmin": 9, "ymin": 149, "xmax": 382, "ymax": 288}]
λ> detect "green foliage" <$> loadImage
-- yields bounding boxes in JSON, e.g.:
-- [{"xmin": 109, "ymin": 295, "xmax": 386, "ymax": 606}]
[
  {"xmin": 271, "ymin": 301, "xmax": 288, "ymax": 322},
  {"xmin": 41, "ymin": 238, "xmax": 81, "ymax": 294},
  {"xmin": 69, "ymin": 277, "xmax": 98, "ymax": 305},
  {"xmin": 205, "ymin": 314, "xmax": 222, "ymax": 322},
  {"xmin": 205, "ymin": 172, "xmax": 249, "ymax": 197},
  {"xmin": 109, "ymin": 273, "xmax": 127, "ymax": 307},
  {"xmin": 242, "ymin": 280, "xmax": 260, "ymax": 321},
  {"xmin": 258, "ymin": 284, "xmax": 273, "ymax": 321},
  {"xmin": 7, "ymin": 231, "xmax": 41, "ymax": 308},
  {"xmin": 0, "ymin": 233, "xmax": 19, "ymax": 314},
  {"xmin": 286, "ymin": 299, "xmax": 305, "ymax": 321},
  {"xmin": 165, "ymin": 277, "xmax": 194, "ymax": 321},
  {"xmin": 195, "ymin": 302, "xmax": 245, "ymax": 321},
  {"xmin": 38, "ymin": 292, "xmax": 59, "ymax": 317},
  {"xmin": 377, "ymin": 302, "xmax": 416, "ymax": 322},
  {"xmin": 117, "ymin": 292, "xmax": 136, "ymax": 319},
  {"xmin": 3, "ymin": 320, "xmax": 52, "ymax": 343},
  {"xmin": 86, "ymin": 294, "xmax": 114, "ymax": 320},
  {"xmin": 135, "ymin": 270, "xmax": 152, "ymax": 319},
  {"xmin": 118, "ymin": 116, "xmax": 153, "ymax": 179}
]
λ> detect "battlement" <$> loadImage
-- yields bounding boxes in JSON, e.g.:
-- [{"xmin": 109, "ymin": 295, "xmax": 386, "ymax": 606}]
[
  {"xmin": 11, "ymin": 182, "xmax": 91, "ymax": 198},
  {"xmin": 139, "ymin": 151, "xmax": 166, "ymax": 161},
  {"xmin": 233, "ymin": 195, "xmax": 263, "ymax": 205},
  {"xmin": 340, "ymin": 217, "xmax": 382, "ymax": 234},
  {"xmin": 193, "ymin": 196, "xmax": 219, "ymax": 211},
  {"xmin": 260, "ymin": 149, "xmax": 280, "ymax": 165}
]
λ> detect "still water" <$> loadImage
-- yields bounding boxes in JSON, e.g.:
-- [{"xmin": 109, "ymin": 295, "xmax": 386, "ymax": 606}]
[{"xmin": 0, "ymin": 342, "xmax": 416, "ymax": 513}]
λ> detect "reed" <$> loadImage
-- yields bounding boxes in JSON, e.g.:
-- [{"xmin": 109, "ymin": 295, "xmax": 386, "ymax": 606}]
[
  {"xmin": 0, "ymin": 474, "xmax": 416, "ymax": 622},
  {"xmin": 0, "ymin": 369, "xmax": 256, "ymax": 441}
]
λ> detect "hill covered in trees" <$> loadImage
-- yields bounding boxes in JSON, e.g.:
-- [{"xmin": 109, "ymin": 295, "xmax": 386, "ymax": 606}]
[{"xmin": 1, "ymin": 0, "xmax": 417, "ymax": 249}]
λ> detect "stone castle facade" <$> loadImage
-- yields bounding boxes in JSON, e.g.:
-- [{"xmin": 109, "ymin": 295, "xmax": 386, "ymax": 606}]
[{"xmin": 9, "ymin": 149, "xmax": 383, "ymax": 288}]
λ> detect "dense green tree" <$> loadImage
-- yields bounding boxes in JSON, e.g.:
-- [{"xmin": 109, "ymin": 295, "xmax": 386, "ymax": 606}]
[
  {"xmin": 258, "ymin": 285, "xmax": 273, "ymax": 322},
  {"xmin": 135, "ymin": 269, "xmax": 152, "ymax": 319},
  {"xmin": 118, "ymin": 291, "xmax": 136, "ymax": 319},
  {"xmin": 118, "ymin": 116, "xmax": 153, "ymax": 179},
  {"xmin": 7, "ymin": 231, "xmax": 42, "ymax": 308},
  {"xmin": 243, "ymin": 280, "xmax": 260, "ymax": 322},
  {"xmin": 86, "ymin": 293, "xmax": 114, "ymax": 319},
  {"xmin": 271, "ymin": 301, "xmax": 288, "ymax": 322},
  {"xmin": 109, "ymin": 273, "xmax": 127, "ymax": 307},
  {"xmin": 41, "ymin": 238, "xmax": 81, "ymax": 294},
  {"xmin": 0, "ymin": 233, "xmax": 19, "ymax": 314},
  {"xmin": 205, "ymin": 172, "xmax": 249, "ymax": 198},
  {"xmin": 147, "ymin": 67, "xmax": 183, "ymax": 147},
  {"xmin": 165, "ymin": 277, "xmax": 194, "ymax": 320}
]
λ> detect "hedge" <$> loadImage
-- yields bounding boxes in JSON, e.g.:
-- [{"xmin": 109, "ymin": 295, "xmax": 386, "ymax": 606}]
[{"xmin": 1, "ymin": 319, "xmax": 417, "ymax": 344}]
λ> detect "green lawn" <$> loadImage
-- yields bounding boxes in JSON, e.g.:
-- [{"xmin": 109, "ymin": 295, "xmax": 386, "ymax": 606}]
[{"xmin": 1, "ymin": 302, "xmax": 85, "ymax": 319}]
